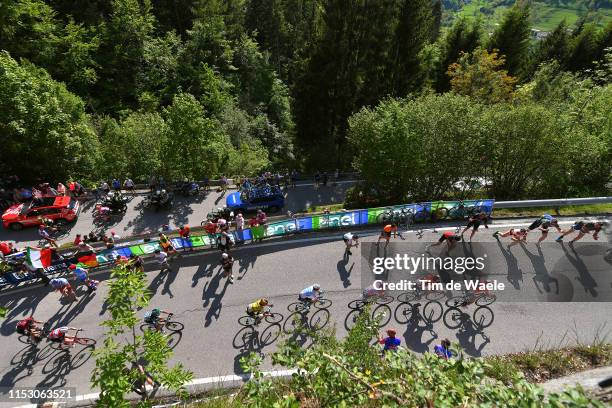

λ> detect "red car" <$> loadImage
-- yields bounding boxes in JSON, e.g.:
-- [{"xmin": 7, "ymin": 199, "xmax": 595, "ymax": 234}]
[{"xmin": 2, "ymin": 196, "xmax": 80, "ymax": 230}]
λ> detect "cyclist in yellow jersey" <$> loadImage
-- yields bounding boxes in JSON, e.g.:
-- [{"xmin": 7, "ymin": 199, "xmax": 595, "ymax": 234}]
[{"xmin": 246, "ymin": 298, "xmax": 273, "ymax": 317}]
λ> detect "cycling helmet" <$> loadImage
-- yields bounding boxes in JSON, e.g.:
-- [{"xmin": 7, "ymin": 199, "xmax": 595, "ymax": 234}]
[
  {"xmin": 260, "ymin": 298, "xmax": 269, "ymax": 305},
  {"xmin": 313, "ymin": 284, "xmax": 321, "ymax": 290},
  {"xmin": 353, "ymin": 234, "xmax": 359, "ymax": 239},
  {"xmin": 154, "ymin": 249, "xmax": 161, "ymax": 254},
  {"xmin": 69, "ymin": 264, "xmax": 76, "ymax": 270},
  {"xmin": 222, "ymin": 253, "xmax": 229, "ymax": 259},
  {"xmin": 151, "ymin": 308, "xmax": 161, "ymax": 317},
  {"xmin": 386, "ymin": 328, "xmax": 397, "ymax": 336}
]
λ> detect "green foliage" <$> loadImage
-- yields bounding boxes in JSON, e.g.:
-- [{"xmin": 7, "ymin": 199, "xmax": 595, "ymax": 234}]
[
  {"xmin": 91, "ymin": 265, "xmax": 192, "ymax": 407},
  {"xmin": 489, "ymin": 3, "xmax": 532, "ymax": 76},
  {"xmin": 235, "ymin": 304, "xmax": 605, "ymax": 407},
  {"xmin": 0, "ymin": 52, "xmax": 100, "ymax": 184}
]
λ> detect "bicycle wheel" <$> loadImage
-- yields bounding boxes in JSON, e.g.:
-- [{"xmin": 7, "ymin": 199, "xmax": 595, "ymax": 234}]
[
  {"xmin": 316, "ymin": 298, "xmax": 332, "ymax": 309},
  {"xmin": 344, "ymin": 309, "xmax": 361, "ymax": 330},
  {"xmin": 372, "ymin": 304, "xmax": 392, "ymax": 327},
  {"xmin": 473, "ymin": 306, "xmax": 494, "ymax": 329},
  {"xmin": 394, "ymin": 303, "xmax": 416, "ymax": 324},
  {"xmin": 347, "ymin": 299, "xmax": 366, "ymax": 310},
  {"xmin": 238, "ymin": 316, "xmax": 256, "ymax": 327},
  {"xmin": 376, "ymin": 294, "xmax": 394, "ymax": 305},
  {"xmin": 310, "ymin": 309, "xmax": 330, "ymax": 331},
  {"xmin": 140, "ymin": 323, "xmax": 156, "ymax": 332},
  {"xmin": 397, "ymin": 292, "xmax": 419, "ymax": 303},
  {"xmin": 287, "ymin": 302, "xmax": 307, "ymax": 312},
  {"xmin": 443, "ymin": 307, "xmax": 464, "ymax": 330},
  {"xmin": 166, "ymin": 321, "xmax": 184, "ymax": 332},
  {"xmin": 283, "ymin": 312, "xmax": 305, "ymax": 334},
  {"xmin": 75, "ymin": 337, "xmax": 97, "ymax": 346},
  {"xmin": 435, "ymin": 207, "xmax": 448, "ymax": 220},
  {"xmin": 260, "ymin": 324, "xmax": 282, "ymax": 346},
  {"xmin": 422, "ymin": 301, "xmax": 443, "ymax": 324},
  {"xmin": 265, "ymin": 312, "xmax": 284, "ymax": 324},
  {"xmin": 475, "ymin": 294, "xmax": 496, "ymax": 306},
  {"xmin": 445, "ymin": 295, "xmax": 467, "ymax": 308}
]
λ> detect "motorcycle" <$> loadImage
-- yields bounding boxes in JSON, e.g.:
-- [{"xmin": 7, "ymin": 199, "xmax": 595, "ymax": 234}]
[
  {"xmin": 174, "ymin": 181, "xmax": 200, "ymax": 197},
  {"xmin": 206, "ymin": 206, "xmax": 234, "ymax": 223},
  {"xmin": 144, "ymin": 189, "xmax": 173, "ymax": 211},
  {"xmin": 100, "ymin": 192, "xmax": 129, "ymax": 213}
]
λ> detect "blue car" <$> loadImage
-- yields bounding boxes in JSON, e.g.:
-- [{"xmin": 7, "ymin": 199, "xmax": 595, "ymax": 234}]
[{"xmin": 226, "ymin": 186, "xmax": 284, "ymax": 213}]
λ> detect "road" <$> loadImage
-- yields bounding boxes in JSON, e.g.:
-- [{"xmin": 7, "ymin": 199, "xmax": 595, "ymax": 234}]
[
  {"xmin": 0, "ymin": 181, "xmax": 357, "ymax": 247},
  {"xmin": 0, "ymin": 219, "xmax": 610, "ymax": 406}
]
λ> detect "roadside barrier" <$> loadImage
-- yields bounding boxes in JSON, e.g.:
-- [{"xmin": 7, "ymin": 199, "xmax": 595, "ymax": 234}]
[{"xmin": 0, "ymin": 199, "xmax": 494, "ymax": 288}]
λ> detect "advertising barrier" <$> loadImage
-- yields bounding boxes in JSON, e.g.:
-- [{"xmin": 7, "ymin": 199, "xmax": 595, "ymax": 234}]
[{"xmin": 0, "ymin": 199, "xmax": 494, "ymax": 287}]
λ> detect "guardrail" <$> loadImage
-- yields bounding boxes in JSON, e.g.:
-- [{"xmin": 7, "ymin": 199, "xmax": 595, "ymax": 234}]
[
  {"xmin": 0, "ymin": 199, "xmax": 494, "ymax": 288},
  {"xmin": 495, "ymin": 197, "xmax": 612, "ymax": 209}
]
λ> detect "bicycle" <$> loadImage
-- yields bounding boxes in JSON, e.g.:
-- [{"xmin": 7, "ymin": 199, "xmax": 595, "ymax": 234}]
[
  {"xmin": 445, "ymin": 289, "xmax": 496, "ymax": 308},
  {"xmin": 345, "ymin": 296, "xmax": 393, "ymax": 330},
  {"xmin": 140, "ymin": 313, "xmax": 185, "ymax": 333},
  {"xmin": 394, "ymin": 301, "xmax": 443, "ymax": 325},
  {"xmin": 50, "ymin": 329, "xmax": 96, "ymax": 350},
  {"xmin": 377, "ymin": 207, "xmax": 412, "ymax": 228},
  {"xmin": 436, "ymin": 200, "xmax": 484, "ymax": 220},
  {"xmin": 238, "ymin": 307, "xmax": 283, "ymax": 327},
  {"xmin": 288, "ymin": 291, "xmax": 332, "ymax": 313}
]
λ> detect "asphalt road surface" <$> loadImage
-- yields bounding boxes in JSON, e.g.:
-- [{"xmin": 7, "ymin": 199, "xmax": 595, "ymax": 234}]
[
  {"xmin": 0, "ymin": 181, "xmax": 357, "ymax": 247},
  {"xmin": 0, "ymin": 220, "xmax": 610, "ymax": 407}
]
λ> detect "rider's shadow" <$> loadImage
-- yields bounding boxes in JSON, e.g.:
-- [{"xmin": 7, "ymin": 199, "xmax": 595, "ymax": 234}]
[
  {"xmin": 453, "ymin": 312, "xmax": 490, "ymax": 356},
  {"xmin": 336, "ymin": 258, "xmax": 353, "ymax": 288},
  {"xmin": 401, "ymin": 317, "xmax": 437, "ymax": 353},
  {"xmin": 203, "ymin": 272, "xmax": 231, "ymax": 327},
  {"xmin": 496, "ymin": 238, "xmax": 523, "ymax": 290}
]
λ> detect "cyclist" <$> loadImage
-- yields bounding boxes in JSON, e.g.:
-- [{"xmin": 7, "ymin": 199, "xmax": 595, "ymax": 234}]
[
  {"xmin": 377, "ymin": 223, "xmax": 399, "ymax": 247},
  {"xmin": 144, "ymin": 308, "xmax": 172, "ymax": 332},
  {"xmin": 221, "ymin": 253, "xmax": 235, "ymax": 283},
  {"xmin": 556, "ymin": 221, "xmax": 605, "ymax": 243},
  {"xmin": 38, "ymin": 225, "xmax": 58, "ymax": 248},
  {"xmin": 342, "ymin": 232, "xmax": 359, "ymax": 256},
  {"xmin": 154, "ymin": 249, "xmax": 171, "ymax": 273},
  {"xmin": 50, "ymin": 277, "xmax": 77, "ymax": 301},
  {"xmin": 427, "ymin": 231, "xmax": 461, "ymax": 250},
  {"xmin": 47, "ymin": 326, "xmax": 79, "ymax": 343},
  {"xmin": 158, "ymin": 233, "xmax": 178, "ymax": 257},
  {"xmin": 16, "ymin": 316, "xmax": 46, "ymax": 343},
  {"xmin": 493, "ymin": 228, "xmax": 527, "ymax": 243},
  {"xmin": 461, "ymin": 212, "xmax": 489, "ymax": 241},
  {"xmin": 527, "ymin": 214, "xmax": 561, "ymax": 244},
  {"xmin": 378, "ymin": 328, "xmax": 401, "ymax": 353},
  {"xmin": 434, "ymin": 339, "xmax": 452, "ymax": 359},
  {"xmin": 362, "ymin": 284, "xmax": 385, "ymax": 302},
  {"xmin": 299, "ymin": 284, "xmax": 321, "ymax": 306},
  {"xmin": 246, "ymin": 298, "xmax": 273, "ymax": 325}
]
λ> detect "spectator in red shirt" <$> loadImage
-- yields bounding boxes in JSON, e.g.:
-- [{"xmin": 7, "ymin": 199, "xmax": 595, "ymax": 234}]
[
  {"xmin": 256, "ymin": 210, "xmax": 267, "ymax": 225},
  {"xmin": 1, "ymin": 241, "xmax": 15, "ymax": 256},
  {"xmin": 73, "ymin": 234, "xmax": 83, "ymax": 246},
  {"xmin": 179, "ymin": 225, "xmax": 191, "ymax": 240},
  {"xmin": 248, "ymin": 217, "xmax": 259, "ymax": 228},
  {"xmin": 203, "ymin": 221, "xmax": 217, "ymax": 248}
]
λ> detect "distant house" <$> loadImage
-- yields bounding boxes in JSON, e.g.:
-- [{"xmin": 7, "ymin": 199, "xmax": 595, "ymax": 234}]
[{"xmin": 530, "ymin": 29, "xmax": 550, "ymax": 40}]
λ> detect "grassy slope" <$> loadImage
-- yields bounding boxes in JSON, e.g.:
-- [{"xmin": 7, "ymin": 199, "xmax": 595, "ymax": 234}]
[{"xmin": 453, "ymin": 0, "xmax": 612, "ymax": 31}]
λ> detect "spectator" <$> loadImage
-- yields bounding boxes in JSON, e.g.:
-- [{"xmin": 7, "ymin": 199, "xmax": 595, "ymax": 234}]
[
  {"xmin": 378, "ymin": 329, "xmax": 401, "ymax": 353},
  {"xmin": 124, "ymin": 178, "xmax": 135, "ymax": 194},
  {"xmin": 221, "ymin": 252, "xmax": 234, "ymax": 283},
  {"xmin": 203, "ymin": 221, "xmax": 218, "ymax": 248},
  {"xmin": 158, "ymin": 232, "xmax": 179, "ymax": 257},
  {"xmin": 100, "ymin": 181, "xmax": 110, "ymax": 195},
  {"xmin": 112, "ymin": 178, "xmax": 121, "ymax": 192},
  {"xmin": 73, "ymin": 234, "xmax": 82, "ymax": 246},
  {"xmin": 217, "ymin": 230, "xmax": 232, "ymax": 252},
  {"xmin": 322, "ymin": 171, "xmax": 328, "ymax": 186},
  {"xmin": 57, "ymin": 183, "xmax": 67, "ymax": 196},
  {"xmin": 290, "ymin": 170, "xmax": 298, "ymax": 188},
  {"xmin": 78, "ymin": 241, "xmax": 95, "ymax": 252},
  {"xmin": 179, "ymin": 225, "xmax": 191, "ymax": 240},
  {"xmin": 256, "ymin": 209, "xmax": 267, "ymax": 225},
  {"xmin": 314, "ymin": 171, "xmax": 320, "ymax": 187},
  {"xmin": 434, "ymin": 339, "xmax": 452, "ymax": 360},
  {"xmin": 0, "ymin": 241, "xmax": 16, "ymax": 256}
]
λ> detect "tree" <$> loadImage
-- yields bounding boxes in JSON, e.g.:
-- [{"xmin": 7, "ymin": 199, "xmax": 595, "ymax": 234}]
[
  {"xmin": 448, "ymin": 48, "xmax": 517, "ymax": 104},
  {"xmin": 566, "ymin": 23, "xmax": 602, "ymax": 72},
  {"xmin": 161, "ymin": 93, "xmax": 231, "ymax": 179},
  {"xmin": 94, "ymin": 0, "xmax": 156, "ymax": 113},
  {"xmin": 488, "ymin": 3, "xmax": 531, "ymax": 77},
  {"xmin": 91, "ymin": 265, "xmax": 192, "ymax": 406},
  {"xmin": 435, "ymin": 17, "xmax": 483, "ymax": 92},
  {"xmin": 0, "ymin": 52, "xmax": 100, "ymax": 184}
]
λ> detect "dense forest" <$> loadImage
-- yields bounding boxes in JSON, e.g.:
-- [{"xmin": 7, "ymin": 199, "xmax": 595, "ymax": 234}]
[{"xmin": 0, "ymin": 0, "xmax": 610, "ymax": 200}]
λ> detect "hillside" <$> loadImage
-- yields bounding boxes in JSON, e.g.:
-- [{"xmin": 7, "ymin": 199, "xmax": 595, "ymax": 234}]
[{"xmin": 445, "ymin": 0, "xmax": 612, "ymax": 31}]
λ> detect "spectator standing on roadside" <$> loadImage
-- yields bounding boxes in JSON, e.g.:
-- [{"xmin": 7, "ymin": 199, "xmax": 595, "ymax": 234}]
[
  {"xmin": 290, "ymin": 170, "xmax": 298, "ymax": 188},
  {"xmin": 112, "ymin": 178, "xmax": 121, "ymax": 192},
  {"xmin": 221, "ymin": 253, "xmax": 235, "ymax": 283},
  {"xmin": 256, "ymin": 209, "xmax": 267, "ymax": 225},
  {"xmin": 124, "ymin": 178, "xmax": 135, "ymax": 195},
  {"xmin": 322, "ymin": 172, "xmax": 328, "ymax": 186},
  {"xmin": 314, "ymin": 171, "xmax": 320, "ymax": 188},
  {"xmin": 57, "ymin": 183, "xmax": 67, "ymax": 196},
  {"xmin": 235, "ymin": 212, "xmax": 244, "ymax": 242}
]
